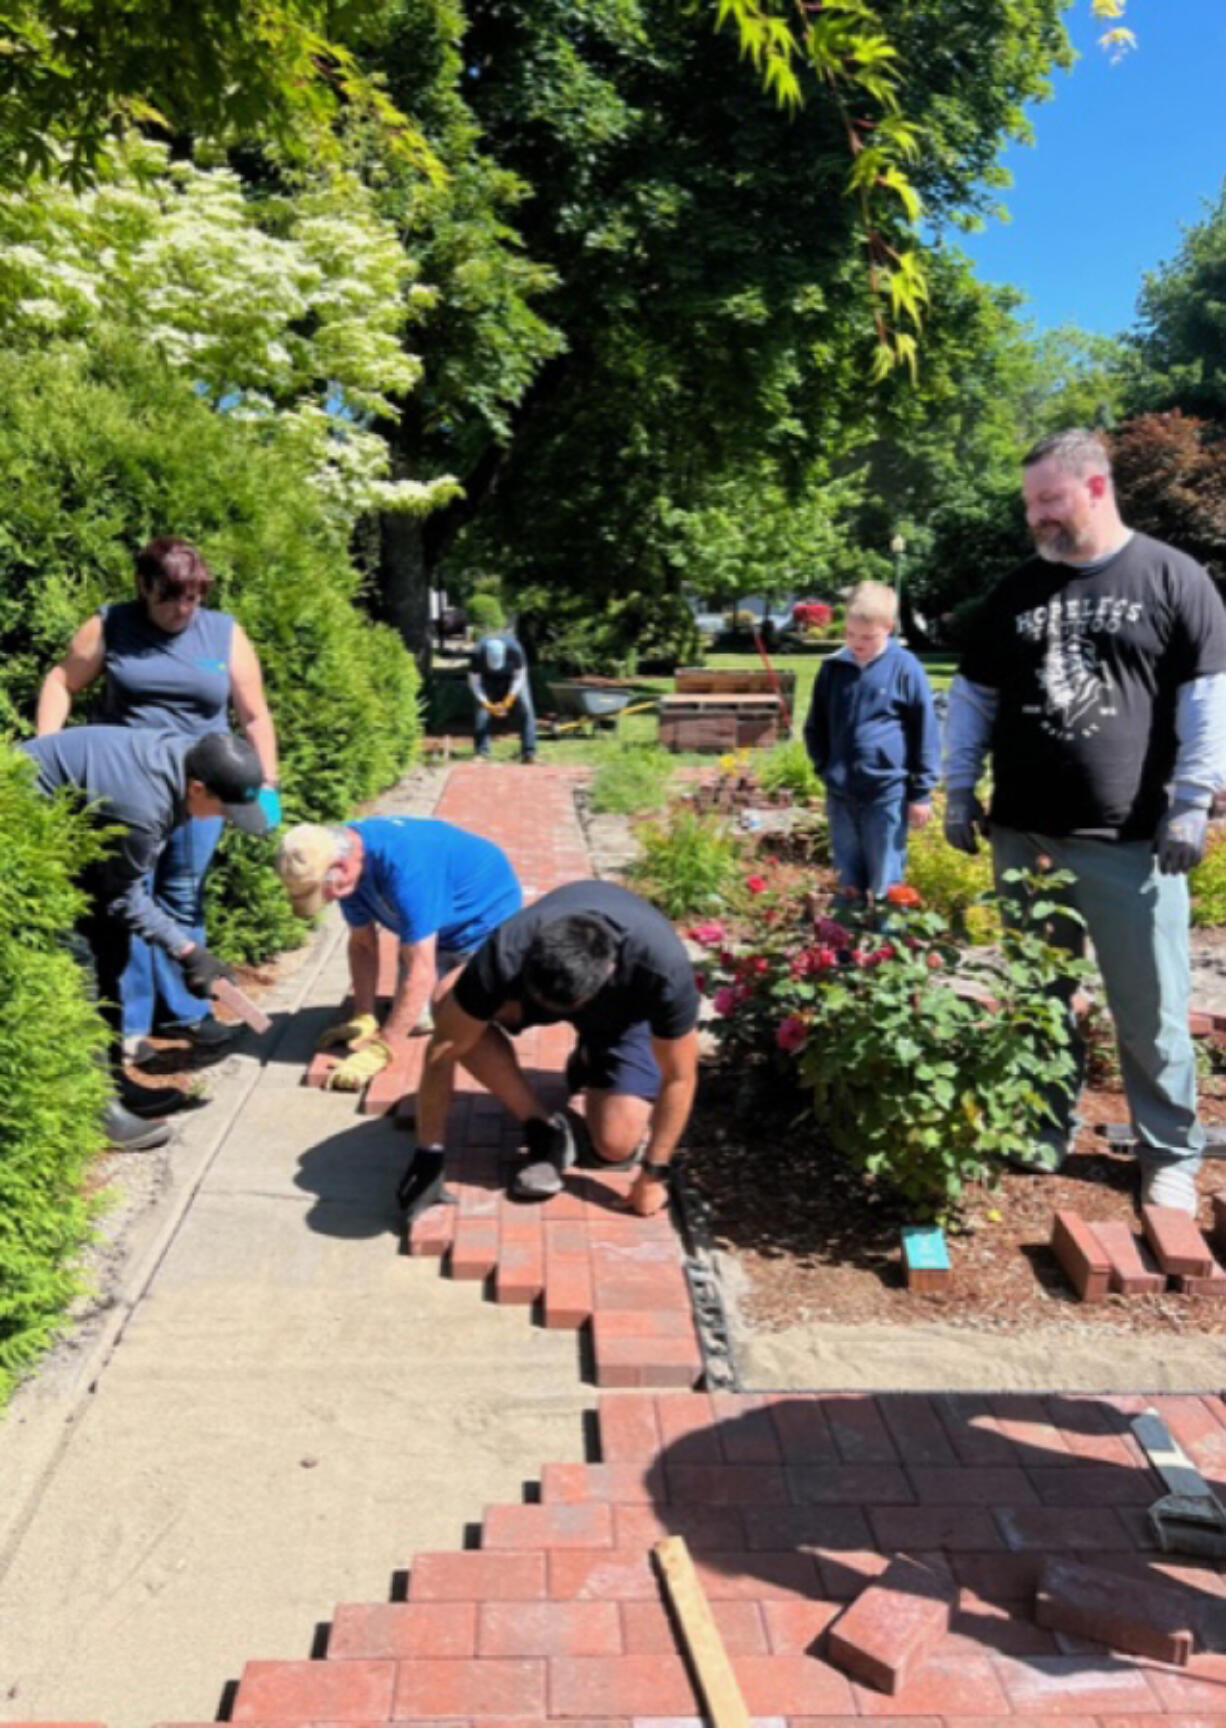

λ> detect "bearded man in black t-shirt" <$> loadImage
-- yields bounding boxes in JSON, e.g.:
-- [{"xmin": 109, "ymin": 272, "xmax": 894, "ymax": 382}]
[
  {"xmin": 396, "ymin": 880, "xmax": 701, "ymax": 1220},
  {"xmin": 944, "ymin": 427, "xmax": 1226, "ymax": 1215}
]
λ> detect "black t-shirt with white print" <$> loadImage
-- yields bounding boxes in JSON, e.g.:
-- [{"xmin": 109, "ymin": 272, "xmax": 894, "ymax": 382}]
[
  {"xmin": 960, "ymin": 532, "xmax": 1226, "ymax": 840},
  {"xmin": 453, "ymin": 879, "xmax": 700, "ymax": 1042}
]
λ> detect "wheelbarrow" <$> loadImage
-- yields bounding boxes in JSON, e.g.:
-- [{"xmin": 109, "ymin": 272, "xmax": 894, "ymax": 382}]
[{"xmin": 546, "ymin": 679, "xmax": 653, "ymax": 738}]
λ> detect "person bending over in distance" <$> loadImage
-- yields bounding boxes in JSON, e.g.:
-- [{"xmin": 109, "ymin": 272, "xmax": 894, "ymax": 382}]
[
  {"xmin": 21, "ymin": 727, "xmax": 267, "ymax": 1150},
  {"xmin": 944, "ymin": 426, "xmax": 1226, "ymax": 1214},
  {"xmin": 274, "ymin": 816, "xmax": 522, "ymax": 1098},
  {"xmin": 400, "ymin": 880, "xmax": 701, "ymax": 1220},
  {"xmin": 468, "ymin": 633, "xmax": 536, "ymax": 763},
  {"xmin": 803, "ymin": 579, "xmax": 939, "ymax": 906}
]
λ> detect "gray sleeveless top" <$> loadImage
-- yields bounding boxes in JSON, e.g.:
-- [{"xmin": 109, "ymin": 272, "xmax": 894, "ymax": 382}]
[{"xmin": 98, "ymin": 600, "xmax": 235, "ymax": 737}]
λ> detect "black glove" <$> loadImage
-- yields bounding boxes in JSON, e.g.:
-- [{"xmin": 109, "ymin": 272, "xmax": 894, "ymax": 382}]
[
  {"xmin": 1155, "ymin": 800, "xmax": 1208, "ymax": 875},
  {"xmin": 179, "ymin": 944, "xmax": 234, "ymax": 996},
  {"xmin": 944, "ymin": 789, "xmax": 989, "ymax": 856}
]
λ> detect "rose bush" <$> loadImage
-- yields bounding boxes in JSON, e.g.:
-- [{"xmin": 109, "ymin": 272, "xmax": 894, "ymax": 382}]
[{"xmin": 697, "ymin": 872, "xmax": 1088, "ymax": 1215}]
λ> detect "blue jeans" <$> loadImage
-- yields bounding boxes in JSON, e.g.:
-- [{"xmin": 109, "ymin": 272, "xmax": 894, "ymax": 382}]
[
  {"xmin": 474, "ymin": 686, "xmax": 537, "ymax": 758},
  {"xmin": 826, "ymin": 789, "xmax": 908, "ymax": 898},
  {"xmin": 121, "ymin": 814, "xmax": 224, "ymax": 1035},
  {"xmin": 992, "ymin": 825, "xmax": 1202, "ymax": 1168}
]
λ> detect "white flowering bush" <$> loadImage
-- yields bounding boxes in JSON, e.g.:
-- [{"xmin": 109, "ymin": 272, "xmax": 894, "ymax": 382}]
[{"xmin": 0, "ymin": 140, "xmax": 459, "ymax": 523}]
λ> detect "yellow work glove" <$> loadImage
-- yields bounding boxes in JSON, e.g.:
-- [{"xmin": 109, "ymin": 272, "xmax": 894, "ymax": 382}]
[
  {"xmin": 324, "ymin": 1037, "xmax": 393, "ymax": 1092},
  {"xmin": 316, "ymin": 1012, "xmax": 379, "ymax": 1053}
]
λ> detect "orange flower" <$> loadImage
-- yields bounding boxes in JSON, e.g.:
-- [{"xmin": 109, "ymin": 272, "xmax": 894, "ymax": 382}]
[{"xmin": 885, "ymin": 884, "xmax": 922, "ymax": 907}]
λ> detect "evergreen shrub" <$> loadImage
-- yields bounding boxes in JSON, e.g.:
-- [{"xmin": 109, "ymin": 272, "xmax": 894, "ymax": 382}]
[{"xmin": 0, "ymin": 747, "xmax": 111, "ymax": 1401}]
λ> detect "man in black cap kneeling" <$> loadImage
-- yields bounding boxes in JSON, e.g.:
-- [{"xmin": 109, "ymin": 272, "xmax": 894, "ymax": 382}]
[{"xmin": 21, "ymin": 726, "xmax": 268, "ymax": 1150}]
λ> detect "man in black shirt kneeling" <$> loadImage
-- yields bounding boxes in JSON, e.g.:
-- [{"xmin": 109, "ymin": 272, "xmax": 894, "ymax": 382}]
[{"xmin": 397, "ymin": 881, "xmax": 700, "ymax": 1220}]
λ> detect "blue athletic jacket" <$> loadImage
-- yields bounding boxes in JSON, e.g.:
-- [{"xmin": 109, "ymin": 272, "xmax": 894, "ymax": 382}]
[{"xmin": 803, "ymin": 639, "xmax": 940, "ymax": 804}]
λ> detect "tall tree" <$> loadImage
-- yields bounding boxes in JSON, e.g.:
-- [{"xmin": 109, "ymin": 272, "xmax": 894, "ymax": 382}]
[{"xmin": 1130, "ymin": 183, "xmax": 1226, "ymax": 423}]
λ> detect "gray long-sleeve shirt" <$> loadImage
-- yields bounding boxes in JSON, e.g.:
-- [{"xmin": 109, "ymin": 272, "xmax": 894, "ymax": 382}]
[{"xmin": 22, "ymin": 726, "xmax": 197, "ymax": 953}]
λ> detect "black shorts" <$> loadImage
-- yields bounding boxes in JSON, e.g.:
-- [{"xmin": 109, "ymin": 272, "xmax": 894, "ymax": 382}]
[{"xmin": 576, "ymin": 1021, "xmax": 661, "ymax": 1103}]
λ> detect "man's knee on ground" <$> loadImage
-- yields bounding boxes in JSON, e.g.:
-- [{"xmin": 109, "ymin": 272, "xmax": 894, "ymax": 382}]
[{"xmin": 586, "ymin": 1089, "xmax": 651, "ymax": 1162}]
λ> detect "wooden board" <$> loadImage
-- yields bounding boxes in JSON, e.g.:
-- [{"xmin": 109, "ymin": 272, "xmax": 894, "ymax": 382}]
[{"xmin": 653, "ymin": 1536, "xmax": 751, "ymax": 1728}]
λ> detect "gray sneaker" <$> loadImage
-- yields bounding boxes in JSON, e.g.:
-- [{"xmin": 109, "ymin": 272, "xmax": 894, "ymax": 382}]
[
  {"xmin": 1140, "ymin": 1161, "xmax": 1200, "ymax": 1215},
  {"xmin": 509, "ymin": 1112, "xmax": 575, "ymax": 1201}
]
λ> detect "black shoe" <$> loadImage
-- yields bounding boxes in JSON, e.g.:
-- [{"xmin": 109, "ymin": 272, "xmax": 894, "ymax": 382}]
[
  {"xmin": 509, "ymin": 1112, "xmax": 575, "ymax": 1201},
  {"xmin": 102, "ymin": 1102, "xmax": 173, "ymax": 1151},
  {"xmin": 181, "ymin": 1017, "xmax": 239, "ymax": 1051},
  {"xmin": 396, "ymin": 1148, "xmax": 456, "ymax": 1222},
  {"xmin": 521, "ymin": 753, "xmax": 537, "ymax": 764},
  {"xmin": 120, "ymin": 1078, "xmax": 192, "ymax": 1118}
]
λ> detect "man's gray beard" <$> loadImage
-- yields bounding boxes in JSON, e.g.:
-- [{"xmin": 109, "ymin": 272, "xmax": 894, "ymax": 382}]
[{"xmin": 1033, "ymin": 529, "xmax": 1074, "ymax": 563}]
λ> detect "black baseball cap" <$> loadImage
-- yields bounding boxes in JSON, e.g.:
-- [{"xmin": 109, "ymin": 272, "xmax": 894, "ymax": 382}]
[{"xmin": 184, "ymin": 732, "xmax": 268, "ymax": 834}]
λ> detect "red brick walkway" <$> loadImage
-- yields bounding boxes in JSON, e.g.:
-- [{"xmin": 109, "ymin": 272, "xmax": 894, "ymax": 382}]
[
  {"xmin": 115, "ymin": 1388, "xmax": 1226, "ymax": 1724},
  {"xmin": 304, "ymin": 764, "xmax": 703, "ymax": 1389}
]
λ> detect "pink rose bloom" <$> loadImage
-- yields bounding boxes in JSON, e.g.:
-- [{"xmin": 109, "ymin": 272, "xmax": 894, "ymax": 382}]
[
  {"xmin": 815, "ymin": 917, "xmax": 850, "ymax": 945},
  {"xmin": 776, "ymin": 1014, "xmax": 808, "ymax": 1053},
  {"xmin": 712, "ymin": 986, "xmax": 738, "ymax": 1016},
  {"xmin": 746, "ymin": 874, "xmax": 768, "ymax": 894},
  {"xmin": 690, "ymin": 919, "xmax": 726, "ymax": 945},
  {"xmin": 694, "ymin": 971, "xmax": 708, "ymax": 995}
]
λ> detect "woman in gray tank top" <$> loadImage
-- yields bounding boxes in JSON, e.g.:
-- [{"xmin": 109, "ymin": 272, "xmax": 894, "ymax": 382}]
[{"xmin": 36, "ymin": 538, "xmax": 279, "ymax": 1049}]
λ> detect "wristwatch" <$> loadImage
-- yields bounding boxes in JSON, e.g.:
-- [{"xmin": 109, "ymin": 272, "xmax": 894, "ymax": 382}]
[{"xmin": 640, "ymin": 1159, "xmax": 672, "ymax": 1181}]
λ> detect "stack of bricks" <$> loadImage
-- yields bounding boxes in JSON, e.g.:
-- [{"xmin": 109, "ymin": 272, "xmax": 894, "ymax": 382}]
[
  {"xmin": 126, "ymin": 1388, "xmax": 1226, "ymax": 1726},
  {"xmin": 1050, "ymin": 1201, "xmax": 1226, "ymax": 1301}
]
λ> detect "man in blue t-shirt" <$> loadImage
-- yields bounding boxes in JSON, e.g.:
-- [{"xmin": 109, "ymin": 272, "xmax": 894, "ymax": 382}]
[{"xmin": 275, "ymin": 817, "xmax": 522, "ymax": 1102}]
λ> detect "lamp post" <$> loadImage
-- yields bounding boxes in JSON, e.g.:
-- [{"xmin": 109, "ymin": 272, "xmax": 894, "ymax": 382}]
[{"xmin": 890, "ymin": 533, "xmax": 907, "ymax": 642}]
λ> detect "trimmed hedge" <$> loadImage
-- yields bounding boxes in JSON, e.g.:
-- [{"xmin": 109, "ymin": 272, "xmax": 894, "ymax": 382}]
[{"xmin": 0, "ymin": 748, "xmax": 112, "ymax": 1401}]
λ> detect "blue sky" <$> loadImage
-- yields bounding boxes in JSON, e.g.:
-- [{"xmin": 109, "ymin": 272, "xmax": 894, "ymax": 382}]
[{"xmin": 957, "ymin": 0, "xmax": 1226, "ymax": 338}]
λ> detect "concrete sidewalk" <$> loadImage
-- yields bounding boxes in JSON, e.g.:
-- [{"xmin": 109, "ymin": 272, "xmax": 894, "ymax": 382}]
[{"xmin": 0, "ymin": 767, "xmax": 591, "ymax": 1728}]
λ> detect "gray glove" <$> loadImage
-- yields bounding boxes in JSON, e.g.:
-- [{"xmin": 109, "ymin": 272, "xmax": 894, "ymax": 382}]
[
  {"xmin": 1155, "ymin": 800, "xmax": 1209, "ymax": 875},
  {"xmin": 944, "ymin": 788, "xmax": 989, "ymax": 855},
  {"xmin": 179, "ymin": 944, "xmax": 234, "ymax": 995}
]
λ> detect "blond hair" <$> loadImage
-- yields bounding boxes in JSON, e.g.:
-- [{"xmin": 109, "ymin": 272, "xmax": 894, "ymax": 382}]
[{"xmin": 846, "ymin": 581, "xmax": 897, "ymax": 628}]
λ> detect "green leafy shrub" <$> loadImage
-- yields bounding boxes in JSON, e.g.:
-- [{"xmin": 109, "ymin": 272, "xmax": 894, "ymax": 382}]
[
  {"xmin": 466, "ymin": 592, "xmax": 506, "ymax": 634},
  {"xmin": 1191, "ymin": 831, "xmax": 1226, "ymax": 927},
  {"xmin": 0, "ymin": 341, "xmax": 421, "ymax": 962},
  {"xmin": 589, "ymin": 745, "xmax": 674, "ymax": 815},
  {"xmin": 629, "ymin": 806, "xmax": 747, "ymax": 919},
  {"xmin": 0, "ymin": 747, "xmax": 112, "ymax": 1402},
  {"xmin": 699, "ymin": 872, "xmax": 1086, "ymax": 1216},
  {"xmin": 756, "ymin": 739, "xmax": 821, "ymax": 801}
]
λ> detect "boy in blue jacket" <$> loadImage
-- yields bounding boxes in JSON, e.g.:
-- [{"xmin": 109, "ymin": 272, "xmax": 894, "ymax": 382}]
[{"xmin": 803, "ymin": 581, "xmax": 940, "ymax": 902}]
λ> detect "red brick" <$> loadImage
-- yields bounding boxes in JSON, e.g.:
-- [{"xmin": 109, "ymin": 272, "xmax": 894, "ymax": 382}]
[
  {"xmin": 869, "ymin": 1506, "xmax": 1005, "ymax": 1553},
  {"xmin": 548, "ymin": 1550, "xmax": 657, "ymax": 1600},
  {"xmin": 850, "ymin": 1655, "xmax": 1011, "ymax": 1717},
  {"xmin": 988, "ymin": 1394, "xmax": 1078, "ymax": 1467},
  {"xmin": 548, "ymin": 1654, "xmax": 698, "ymax": 1716},
  {"xmin": 709, "ymin": 1392, "xmax": 783, "ymax": 1462},
  {"xmin": 879, "ymin": 1395, "xmax": 958, "ymax": 1466},
  {"xmin": 540, "ymin": 1462, "xmax": 658, "ymax": 1503},
  {"xmin": 1050, "ymin": 1210, "xmax": 1111, "ymax": 1302},
  {"xmin": 763, "ymin": 1393, "xmax": 840, "ymax": 1464},
  {"xmin": 1177, "ymin": 1257, "xmax": 1226, "ymax": 1296},
  {"xmin": 361, "ymin": 1050, "xmax": 420, "ymax": 1116},
  {"xmin": 949, "ymin": 1551, "xmax": 1043, "ymax": 1602},
  {"xmin": 495, "ymin": 1235, "xmax": 544, "ymax": 1305},
  {"xmin": 817, "ymin": 1547, "xmax": 898, "ymax": 1599},
  {"xmin": 823, "ymin": 1393, "xmax": 899, "ymax": 1463},
  {"xmin": 787, "ymin": 1463, "xmax": 914, "ymax": 1504},
  {"xmin": 760, "ymin": 1597, "xmax": 842, "ymax": 1653},
  {"xmin": 408, "ymin": 1550, "xmax": 545, "ymax": 1601},
  {"xmin": 483, "ymin": 1501, "xmax": 613, "ymax": 1550},
  {"xmin": 591, "ymin": 1308, "xmax": 696, "ymax": 1338},
  {"xmin": 663, "ymin": 1463, "xmax": 790, "ymax": 1505},
  {"xmin": 392, "ymin": 1656, "xmax": 546, "ymax": 1719},
  {"xmin": 733, "ymin": 1652, "xmax": 856, "ymax": 1713},
  {"xmin": 476, "ymin": 1600, "xmax": 622, "ymax": 1657},
  {"xmin": 946, "ymin": 1591, "xmax": 1059, "ymax": 1657},
  {"xmin": 621, "ymin": 1598, "xmax": 767, "ymax": 1655},
  {"xmin": 656, "ymin": 1392, "xmax": 722, "ymax": 1462},
  {"xmin": 1142, "ymin": 1204, "xmax": 1216, "ymax": 1277},
  {"xmin": 1090, "ymin": 1220, "xmax": 1167, "ymax": 1295},
  {"xmin": 934, "ymin": 1395, "xmax": 1018, "ymax": 1466},
  {"xmin": 907, "ymin": 1466, "xmax": 1037, "ymax": 1505},
  {"xmin": 407, "ymin": 1202, "xmax": 455, "ymax": 1258},
  {"xmin": 993, "ymin": 1505, "xmax": 1137, "ymax": 1550},
  {"xmin": 825, "ymin": 1556, "xmax": 956, "ymax": 1695},
  {"xmin": 232, "ymin": 1659, "xmax": 395, "ymax": 1719},
  {"xmin": 1026, "ymin": 1464, "xmax": 1157, "ymax": 1505},
  {"xmin": 741, "ymin": 1504, "xmax": 871, "ymax": 1553},
  {"xmin": 596, "ymin": 1394, "xmax": 660, "ymax": 1462},
  {"xmin": 992, "ymin": 1653, "xmax": 1163, "ymax": 1714},
  {"xmin": 1035, "ymin": 1553, "xmax": 1197, "ymax": 1665},
  {"xmin": 611, "ymin": 1502, "xmax": 746, "ymax": 1552},
  {"xmin": 1045, "ymin": 1395, "xmax": 1142, "ymax": 1468},
  {"xmin": 1156, "ymin": 1393, "xmax": 1226, "ymax": 1479},
  {"xmin": 593, "ymin": 1334, "xmax": 702, "ymax": 1390},
  {"xmin": 448, "ymin": 1217, "xmax": 498, "ymax": 1280},
  {"xmin": 692, "ymin": 1550, "xmax": 821, "ymax": 1601},
  {"xmin": 328, "ymin": 1601, "xmax": 476, "ymax": 1659},
  {"xmin": 304, "ymin": 1050, "xmax": 340, "ymax": 1089},
  {"xmin": 542, "ymin": 1259, "xmax": 593, "ymax": 1329}
]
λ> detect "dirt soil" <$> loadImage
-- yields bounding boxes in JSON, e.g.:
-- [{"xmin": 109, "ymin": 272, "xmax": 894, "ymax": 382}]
[{"xmin": 686, "ymin": 1066, "xmax": 1226, "ymax": 1343}]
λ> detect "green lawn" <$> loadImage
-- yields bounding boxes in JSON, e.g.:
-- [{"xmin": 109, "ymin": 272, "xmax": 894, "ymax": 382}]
[{"xmin": 464, "ymin": 647, "xmax": 955, "ymax": 766}]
